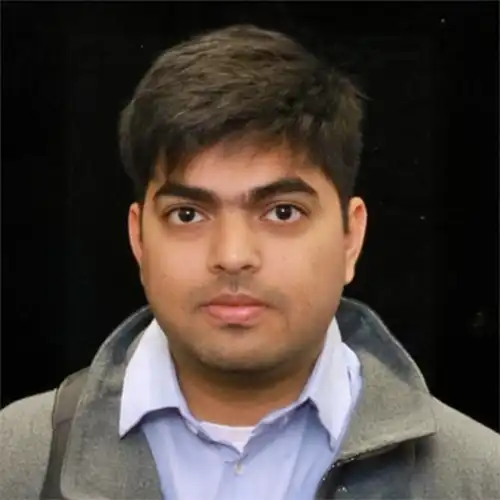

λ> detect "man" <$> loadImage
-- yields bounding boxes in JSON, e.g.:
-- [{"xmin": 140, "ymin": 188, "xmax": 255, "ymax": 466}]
[{"xmin": 1, "ymin": 24, "xmax": 499, "ymax": 500}]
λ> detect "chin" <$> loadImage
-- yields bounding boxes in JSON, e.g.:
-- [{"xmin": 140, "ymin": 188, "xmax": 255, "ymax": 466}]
[{"xmin": 199, "ymin": 349, "xmax": 286, "ymax": 374}]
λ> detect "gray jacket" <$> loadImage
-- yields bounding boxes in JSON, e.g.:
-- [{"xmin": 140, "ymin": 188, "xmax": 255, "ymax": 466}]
[{"xmin": 1, "ymin": 298, "xmax": 499, "ymax": 499}]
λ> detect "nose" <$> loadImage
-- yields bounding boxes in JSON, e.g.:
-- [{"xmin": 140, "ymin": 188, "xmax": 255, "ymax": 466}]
[{"xmin": 207, "ymin": 213, "xmax": 262, "ymax": 275}]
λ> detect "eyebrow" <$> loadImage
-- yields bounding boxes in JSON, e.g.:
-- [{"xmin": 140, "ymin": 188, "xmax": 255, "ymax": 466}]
[{"xmin": 153, "ymin": 177, "xmax": 319, "ymax": 206}]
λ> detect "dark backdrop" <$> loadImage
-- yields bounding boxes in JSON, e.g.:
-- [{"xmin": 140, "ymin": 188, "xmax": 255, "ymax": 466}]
[{"xmin": 2, "ymin": 1, "xmax": 498, "ymax": 431}]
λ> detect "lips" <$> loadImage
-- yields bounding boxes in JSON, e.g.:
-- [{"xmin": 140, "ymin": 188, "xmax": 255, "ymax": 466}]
[{"xmin": 202, "ymin": 294, "xmax": 267, "ymax": 325}]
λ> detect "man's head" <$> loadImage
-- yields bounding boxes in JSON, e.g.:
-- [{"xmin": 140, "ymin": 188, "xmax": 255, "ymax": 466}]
[{"xmin": 120, "ymin": 25, "xmax": 367, "ymax": 378}]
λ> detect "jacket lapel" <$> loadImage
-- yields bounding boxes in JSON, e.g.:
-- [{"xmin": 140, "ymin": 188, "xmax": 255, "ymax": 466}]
[
  {"xmin": 60, "ymin": 307, "xmax": 162, "ymax": 500},
  {"xmin": 335, "ymin": 298, "xmax": 436, "ymax": 462},
  {"xmin": 316, "ymin": 299, "xmax": 437, "ymax": 499}
]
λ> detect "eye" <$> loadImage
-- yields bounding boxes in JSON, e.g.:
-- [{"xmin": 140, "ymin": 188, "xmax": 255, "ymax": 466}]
[
  {"xmin": 166, "ymin": 207, "xmax": 205, "ymax": 225},
  {"xmin": 264, "ymin": 204, "xmax": 305, "ymax": 223}
]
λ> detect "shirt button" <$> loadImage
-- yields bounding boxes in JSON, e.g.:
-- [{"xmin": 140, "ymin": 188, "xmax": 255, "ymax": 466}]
[{"xmin": 234, "ymin": 462, "xmax": 244, "ymax": 475}]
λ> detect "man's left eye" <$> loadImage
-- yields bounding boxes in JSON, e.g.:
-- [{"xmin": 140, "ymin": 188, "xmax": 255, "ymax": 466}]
[{"xmin": 264, "ymin": 204, "xmax": 304, "ymax": 222}]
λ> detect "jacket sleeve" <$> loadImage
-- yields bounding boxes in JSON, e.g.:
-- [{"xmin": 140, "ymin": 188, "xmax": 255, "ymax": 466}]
[{"xmin": 0, "ymin": 390, "xmax": 56, "ymax": 500}]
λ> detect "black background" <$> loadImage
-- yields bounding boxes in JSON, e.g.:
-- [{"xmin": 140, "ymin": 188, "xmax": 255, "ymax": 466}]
[{"xmin": 2, "ymin": 1, "xmax": 499, "ymax": 432}]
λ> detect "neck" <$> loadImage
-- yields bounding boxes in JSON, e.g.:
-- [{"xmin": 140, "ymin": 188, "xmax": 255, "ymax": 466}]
[{"xmin": 171, "ymin": 350, "xmax": 322, "ymax": 427}]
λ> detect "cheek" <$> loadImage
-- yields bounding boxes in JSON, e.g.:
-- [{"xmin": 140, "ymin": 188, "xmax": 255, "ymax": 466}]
[
  {"xmin": 265, "ymin": 232, "xmax": 345, "ymax": 302},
  {"xmin": 140, "ymin": 235, "xmax": 206, "ymax": 297},
  {"xmin": 296, "ymin": 240, "xmax": 346, "ymax": 326}
]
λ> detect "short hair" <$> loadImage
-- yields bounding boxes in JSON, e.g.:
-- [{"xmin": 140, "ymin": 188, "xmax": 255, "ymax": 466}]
[{"xmin": 118, "ymin": 24, "xmax": 365, "ymax": 223}]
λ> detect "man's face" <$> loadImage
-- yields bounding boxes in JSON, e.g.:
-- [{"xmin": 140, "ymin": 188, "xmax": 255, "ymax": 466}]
[{"xmin": 128, "ymin": 144, "xmax": 367, "ymax": 375}]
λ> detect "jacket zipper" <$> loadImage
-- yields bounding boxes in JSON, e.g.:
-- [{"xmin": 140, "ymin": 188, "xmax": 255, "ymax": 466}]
[
  {"xmin": 314, "ymin": 454, "xmax": 361, "ymax": 499},
  {"xmin": 314, "ymin": 462, "xmax": 338, "ymax": 499},
  {"xmin": 314, "ymin": 444, "xmax": 401, "ymax": 498}
]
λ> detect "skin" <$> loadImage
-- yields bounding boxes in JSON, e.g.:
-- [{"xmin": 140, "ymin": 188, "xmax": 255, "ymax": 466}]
[{"xmin": 128, "ymin": 142, "xmax": 367, "ymax": 426}]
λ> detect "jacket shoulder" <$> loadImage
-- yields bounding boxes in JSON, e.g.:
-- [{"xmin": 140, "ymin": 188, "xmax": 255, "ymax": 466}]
[
  {"xmin": 414, "ymin": 397, "xmax": 500, "ymax": 498},
  {"xmin": 0, "ymin": 390, "xmax": 56, "ymax": 500},
  {"xmin": 431, "ymin": 397, "xmax": 500, "ymax": 459}
]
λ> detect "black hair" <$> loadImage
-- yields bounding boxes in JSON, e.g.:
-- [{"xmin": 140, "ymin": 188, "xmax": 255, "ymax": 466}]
[{"xmin": 119, "ymin": 24, "xmax": 365, "ymax": 226}]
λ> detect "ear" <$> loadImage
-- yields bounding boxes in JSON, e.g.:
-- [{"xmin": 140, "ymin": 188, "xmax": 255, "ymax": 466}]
[
  {"xmin": 128, "ymin": 202, "xmax": 144, "ymax": 283},
  {"xmin": 344, "ymin": 197, "xmax": 368, "ymax": 285}
]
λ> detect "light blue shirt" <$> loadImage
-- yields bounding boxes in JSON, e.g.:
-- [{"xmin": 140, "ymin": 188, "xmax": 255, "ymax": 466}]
[{"xmin": 120, "ymin": 316, "xmax": 362, "ymax": 500}]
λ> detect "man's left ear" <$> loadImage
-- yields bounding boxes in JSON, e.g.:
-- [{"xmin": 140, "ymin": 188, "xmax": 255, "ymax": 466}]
[{"xmin": 344, "ymin": 197, "xmax": 368, "ymax": 285}]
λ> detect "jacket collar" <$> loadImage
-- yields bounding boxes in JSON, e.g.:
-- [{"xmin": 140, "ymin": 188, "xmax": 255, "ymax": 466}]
[
  {"xmin": 334, "ymin": 298, "xmax": 436, "ymax": 462},
  {"xmin": 59, "ymin": 298, "xmax": 436, "ymax": 500}
]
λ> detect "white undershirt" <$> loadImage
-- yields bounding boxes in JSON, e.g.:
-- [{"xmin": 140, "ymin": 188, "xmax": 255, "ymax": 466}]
[{"xmin": 200, "ymin": 421, "xmax": 255, "ymax": 453}]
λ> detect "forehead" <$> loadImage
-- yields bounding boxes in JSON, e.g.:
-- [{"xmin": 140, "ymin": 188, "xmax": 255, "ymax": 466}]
[{"xmin": 151, "ymin": 143, "xmax": 335, "ymax": 197}]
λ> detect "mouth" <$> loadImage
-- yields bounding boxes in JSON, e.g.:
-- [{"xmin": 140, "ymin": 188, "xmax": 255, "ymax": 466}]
[{"xmin": 201, "ymin": 294, "xmax": 268, "ymax": 325}]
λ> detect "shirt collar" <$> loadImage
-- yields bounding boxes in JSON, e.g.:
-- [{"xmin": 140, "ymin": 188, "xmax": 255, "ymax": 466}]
[
  {"xmin": 302, "ymin": 317, "xmax": 357, "ymax": 447},
  {"xmin": 119, "ymin": 319, "xmax": 185, "ymax": 437},
  {"xmin": 120, "ymin": 316, "xmax": 358, "ymax": 447}
]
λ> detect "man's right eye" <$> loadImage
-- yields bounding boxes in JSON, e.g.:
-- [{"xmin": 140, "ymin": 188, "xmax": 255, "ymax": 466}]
[{"xmin": 165, "ymin": 207, "xmax": 205, "ymax": 225}]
